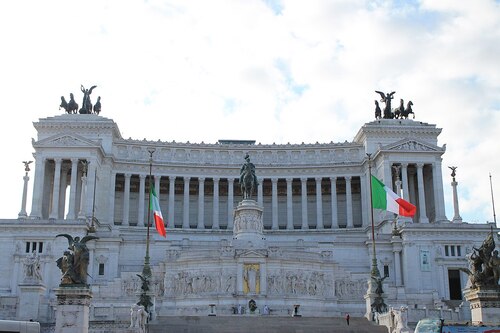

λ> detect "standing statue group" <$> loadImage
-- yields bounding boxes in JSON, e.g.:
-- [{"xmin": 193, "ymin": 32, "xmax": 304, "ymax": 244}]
[
  {"xmin": 56, "ymin": 234, "xmax": 99, "ymax": 285},
  {"xmin": 374, "ymin": 91, "xmax": 414, "ymax": 119},
  {"xmin": 59, "ymin": 84, "xmax": 101, "ymax": 115},
  {"xmin": 460, "ymin": 231, "xmax": 500, "ymax": 288}
]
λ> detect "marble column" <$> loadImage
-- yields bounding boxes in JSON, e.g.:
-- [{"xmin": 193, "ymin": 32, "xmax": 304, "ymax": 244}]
[
  {"xmin": 433, "ymin": 161, "xmax": 448, "ymax": 222},
  {"xmin": 392, "ymin": 239, "xmax": 403, "ymax": 286},
  {"xmin": 271, "ymin": 178, "xmax": 278, "ymax": 230},
  {"xmin": 315, "ymin": 177, "xmax": 323, "ymax": 229},
  {"xmin": 138, "ymin": 174, "xmax": 146, "ymax": 227},
  {"xmin": 257, "ymin": 178, "xmax": 263, "ymax": 207},
  {"xmin": 360, "ymin": 175, "xmax": 368, "ymax": 227},
  {"xmin": 30, "ymin": 156, "xmax": 46, "ymax": 219},
  {"xmin": 18, "ymin": 167, "xmax": 31, "ymax": 218},
  {"xmin": 77, "ymin": 171, "xmax": 88, "ymax": 220},
  {"xmin": 108, "ymin": 172, "xmax": 116, "ymax": 225},
  {"xmin": 58, "ymin": 164, "xmax": 69, "ymax": 219},
  {"xmin": 286, "ymin": 178, "xmax": 293, "ymax": 230},
  {"xmin": 197, "ymin": 177, "xmax": 205, "ymax": 229},
  {"xmin": 227, "ymin": 178, "xmax": 234, "ymax": 229},
  {"xmin": 300, "ymin": 178, "xmax": 309, "ymax": 229},
  {"xmin": 183, "ymin": 177, "xmax": 191, "ymax": 229},
  {"xmin": 345, "ymin": 176, "xmax": 353, "ymax": 228},
  {"xmin": 49, "ymin": 158, "xmax": 62, "ymax": 219},
  {"xmin": 401, "ymin": 163, "xmax": 410, "ymax": 201},
  {"xmin": 212, "ymin": 177, "xmax": 220, "ymax": 230},
  {"xmin": 168, "ymin": 176, "xmax": 175, "ymax": 229},
  {"xmin": 122, "ymin": 173, "xmax": 131, "ymax": 226},
  {"xmin": 451, "ymin": 175, "xmax": 462, "ymax": 223},
  {"xmin": 330, "ymin": 177, "xmax": 338, "ymax": 229},
  {"xmin": 66, "ymin": 159, "xmax": 79, "ymax": 219},
  {"xmin": 416, "ymin": 163, "xmax": 429, "ymax": 223}
]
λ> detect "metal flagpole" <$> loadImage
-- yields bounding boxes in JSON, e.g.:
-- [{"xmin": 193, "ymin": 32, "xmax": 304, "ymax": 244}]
[
  {"xmin": 367, "ymin": 153, "xmax": 381, "ymax": 278},
  {"xmin": 490, "ymin": 173, "xmax": 497, "ymax": 227},
  {"xmin": 138, "ymin": 149, "xmax": 155, "ymax": 324}
]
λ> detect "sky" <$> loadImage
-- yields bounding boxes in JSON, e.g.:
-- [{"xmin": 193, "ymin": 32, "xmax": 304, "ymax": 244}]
[{"xmin": 0, "ymin": 0, "xmax": 499, "ymax": 224}]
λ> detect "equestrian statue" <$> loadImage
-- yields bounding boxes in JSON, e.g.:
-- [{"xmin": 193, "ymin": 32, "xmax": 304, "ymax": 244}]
[{"xmin": 239, "ymin": 154, "xmax": 259, "ymax": 200}]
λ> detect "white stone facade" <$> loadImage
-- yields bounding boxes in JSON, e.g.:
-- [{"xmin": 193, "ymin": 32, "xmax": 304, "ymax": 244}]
[{"xmin": 0, "ymin": 114, "xmax": 497, "ymax": 323}]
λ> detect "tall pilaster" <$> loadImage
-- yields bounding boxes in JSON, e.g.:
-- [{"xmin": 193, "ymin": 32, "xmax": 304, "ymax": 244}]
[
  {"xmin": 330, "ymin": 177, "xmax": 338, "ymax": 229},
  {"xmin": 416, "ymin": 163, "xmax": 429, "ymax": 223},
  {"xmin": 300, "ymin": 177, "xmax": 309, "ymax": 229},
  {"xmin": 49, "ymin": 158, "xmax": 62, "ymax": 219},
  {"xmin": 183, "ymin": 177, "xmax": 191, "ymax": 229},
  {"xmin": 392, "ymin": 237, "xmax": 403, "ymax": 286},
  {"xmin": 227, "ymin": 178, "xmax": 234, "ymax": 229},
  {"xmin": 168, "ymin": 176, "xmax": 175, "ymax": 228},
  {"xmin": 108, "ymin": 172, "xmax": 116, "ymax": 225},
  {"xmin": 66, "ymin": 158, "xmax": 79, "ymax": 219},
  {"xmin": 30, "ymin": 156, "xmax": 46, "ymax": 219},
  {"xmin": 271, "ymin": 178, "xmax": 278, "ymax": 230},
  {"xmin": 286, "ymin": 178, "xmax": 293, "ymax": 230},
  {"xmin": 345, "ymin": 176, "xmax": 353, "ymax": 228},
  {"xmin": 122, "ymin": 173, "xmax": 131, "ymax": 226},
  {"xmin": 58, "ymin": 164, "xmax": 69, "ymax": 219},
  {"xmin": 197, "ymin": 177, "xmax": 205, "ymax": 229},
  {"xmin": 212, "ymin": 177, "xmax": 220, "ymax": 230},
  {"xmin": 257, "ymin": 177, "xmax": 263, "ymax": 206},
  {"xmin": 315, "ymin": 177, "xmax": 323, "ymax": 229},
  {"xmin": 138, "ymin": 174, "xmax": 146, "ymax": 227}
]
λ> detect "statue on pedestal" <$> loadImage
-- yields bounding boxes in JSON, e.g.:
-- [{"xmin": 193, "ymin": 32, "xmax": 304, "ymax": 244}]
[
  {"xmin": 460, "ymin": 231, "xmax": 499, "ymax": 288},
  {"xmin": 56, "ymin": 234, "xmax": 99, "ymax": 285},
  {"xmin": 239, "ymin": 154, "xmax": 259, "ymax": 200},
  {"xmin": 23, "ymin": 251, "xmax": 43, "ymax": 282}
]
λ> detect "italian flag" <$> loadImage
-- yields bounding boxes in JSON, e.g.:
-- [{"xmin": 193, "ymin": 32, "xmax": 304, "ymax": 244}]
[
  {"xmin": 150, "ymin": 186, "xmax": 166, "ymax": 237},
  {"xmin": 371, "ymin": 175, "xmax": 416, "ymax": 217}
]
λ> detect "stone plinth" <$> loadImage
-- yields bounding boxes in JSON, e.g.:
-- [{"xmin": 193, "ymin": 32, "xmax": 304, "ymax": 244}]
[
  {"xmin": 18, "ymin": 283, "xmax": 46, "ymax": 321},
  {"xmin": 364, "ymin": 280, "xmax": 387, "ymax": 321},
  {"xmin": 233, "ymin": 200, "xmax": 265, "ymax": 248},
  {"xmin": 55, "ymin": 286, "xmax": 92, "ymax": 333},
  {"xmin": 463, "ymin": 287, "xmax": 500, "ymax": 325}
]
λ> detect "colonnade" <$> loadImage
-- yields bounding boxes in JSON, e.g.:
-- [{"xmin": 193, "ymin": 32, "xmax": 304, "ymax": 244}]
[{"xmin": 111, "ymin": 174, "xmax": 367, "ymax": 230}]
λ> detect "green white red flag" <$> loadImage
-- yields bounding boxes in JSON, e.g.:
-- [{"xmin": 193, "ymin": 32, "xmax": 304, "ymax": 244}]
[
  {"xmin": 150, "ymin": 186, "xmax": 166, "ymax": 237},
  {"xmin": 371, "ymin": 175, "xmax": 416, "ymax": 217}
]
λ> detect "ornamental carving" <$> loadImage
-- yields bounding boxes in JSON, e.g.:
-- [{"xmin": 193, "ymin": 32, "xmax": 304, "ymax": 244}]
[
  {"xmin": 334, "ymin": 279, "xmax": 367, "ymax": 299},
  {"xmin": 390, "ymin": 140, "xmax": 435, "ymax": 151},
  {"xmin": 267, "ymin": 270, "xmax": 334, "ymax": 297},
  {"xmin": 163, "ymin": 270, "xmax": 235, "ymax": 296}
]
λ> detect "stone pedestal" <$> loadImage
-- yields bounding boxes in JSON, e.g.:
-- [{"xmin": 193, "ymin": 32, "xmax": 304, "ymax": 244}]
[
  {"xmin": 18, "ymin": 283, "xmax": 46, "ymax": 321},
  {"xmin": 233, "ymin": 200, "xmax": 266, "ymax": 248},
  {"xmin": 463, "ymin": 287, "xmax": 500, "ymax": 325},
  {"xmin": 364, "ymin": 280, "xmax": 388, "ymax": 321},
  {"xmin": 55, "ymin": 287, "xmax": 92, "ymax": 333}
]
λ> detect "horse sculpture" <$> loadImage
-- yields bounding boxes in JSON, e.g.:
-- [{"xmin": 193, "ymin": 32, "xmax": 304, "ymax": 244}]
[
  {"xmin": 59, "ymin": 93, "xmax": 79, "ymax": 114},
  {"xmin": 393, "ymin": 99, "xmax": 405, "ymax": 119},
  {"xmin": 240, "ymin": 154, "xmax": 258, "ymax": 200},
  {"xmin": 400, "ymin": 101, "xmax": 414, "ymax": 119}
]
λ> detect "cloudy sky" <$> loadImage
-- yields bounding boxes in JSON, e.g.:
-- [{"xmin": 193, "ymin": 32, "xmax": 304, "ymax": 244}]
[{"xmin": 0, "ymin": 0, "xmax": 499, "ymax": 224}]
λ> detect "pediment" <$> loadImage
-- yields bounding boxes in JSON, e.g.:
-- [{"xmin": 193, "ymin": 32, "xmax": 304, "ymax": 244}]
[
  {"xmin": 33, "ymin": 133, "xmax": 99, "ymax": 148},
  {"xmin": 382, "ymin": 139, "xmax": 443, "ymax": 152},
  {"xmin": 235, "ymin": 249, "xmax": 268, "ymax": 259}
]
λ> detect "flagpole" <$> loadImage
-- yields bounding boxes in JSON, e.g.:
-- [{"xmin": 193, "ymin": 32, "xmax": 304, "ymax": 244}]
[
  {"xmin": 367, "ymin": 153, "xmax": 381, "ymax": 278},
  {"xmin": 138, "ymin": 149, "xmax": 155, "ymax": 320},
  {"xmin": 490, "ymin": 173, "xmax": 497, "ymax": 227}
]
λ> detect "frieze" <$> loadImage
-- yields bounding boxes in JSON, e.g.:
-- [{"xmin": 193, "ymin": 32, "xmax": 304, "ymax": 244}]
[
  {"xmin": 267, "ymin": 269, "xmax": 334, "ymax": 297},
  {"xmin": 163, "ymin": 270, "xmax": 235, "ymax": 296},
  {"xmin": 335, "ymin": 279, "xmax": 367, "ymax": 299}
]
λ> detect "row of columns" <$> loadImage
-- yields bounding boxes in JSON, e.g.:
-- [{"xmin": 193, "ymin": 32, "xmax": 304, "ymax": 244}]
[
  {"xmin": 113, "ymin": 174, "xmax": 365, "ymax": 230},
  {"xmin": 28, "ymin": 158, "xmax": 93, "ymax": 220}
]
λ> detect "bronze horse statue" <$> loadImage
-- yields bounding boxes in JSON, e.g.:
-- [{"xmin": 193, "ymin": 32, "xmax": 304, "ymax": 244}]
[
  {"xmin": 59, "ymin": 93, "xmax": 79, "ymax": 114},
  {"xmin": 400, "ymin": 101, "xmax": 414, "ymax": 119},
  {"xmin": 239, "ymin": 154, "xmax": 258, "ymax": 200}
]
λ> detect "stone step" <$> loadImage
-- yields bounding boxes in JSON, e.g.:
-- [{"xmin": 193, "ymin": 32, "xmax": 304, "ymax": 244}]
[{"xmin": 148, "ymin": 316, "xmax": 388, "ymax": 333}]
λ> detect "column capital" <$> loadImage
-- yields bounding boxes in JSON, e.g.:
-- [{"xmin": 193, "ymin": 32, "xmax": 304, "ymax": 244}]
[
  {"xmin": 124, "ymin": 173, "xmax": 132, "ymax": 179},
  {"xmin": 184, "ymin": 176, "xmax": 191, "ymax": 181},
  {"xmin": 228, "ymin": 178, "xmax": 234, "ymax": 184},
  {"xmin": 70, "ymin": 158, "xmax": 79, "ymax": 164},
  {"xmin": 286, "ymin": 177, "xmax": 293, "ymax": 183},
  {"xmin": 271, "ymin": 177, "xmax": 278, "ymax": 183},
  {"xmin": 198, "ymin": 177, "xmax": 205, "ymax": 183},
  {"xmin": 400, "ymin": 162, "xmax": 408, "ymax": 168},
  {"xmin": 300, "ymin": 177, "xmax": 308, "ymax": 182},
  {"xmin": 53, "ymin": 157, "xmax": 62, "ymax": 163},
  {"xmin": 213, "ymin": 177, "xmax": 220, "ymax": 182},
  {"xmin": 315, "ymin": 176, "xmax": 322, "ymax": 182},
  {"xmin": 416, "ymin": 163, "xmax": 425, "ymax": 169},
  {"xmin": 345, "ymin": 176, "xmax": 352, "ymax": 182},
  {"xmin": 139, "ymin": 174, "xmax": 146, "ymax": 180},
  {"xmin": 169, "ymin": 175, "xmax": 176, "ymax": 181}
]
